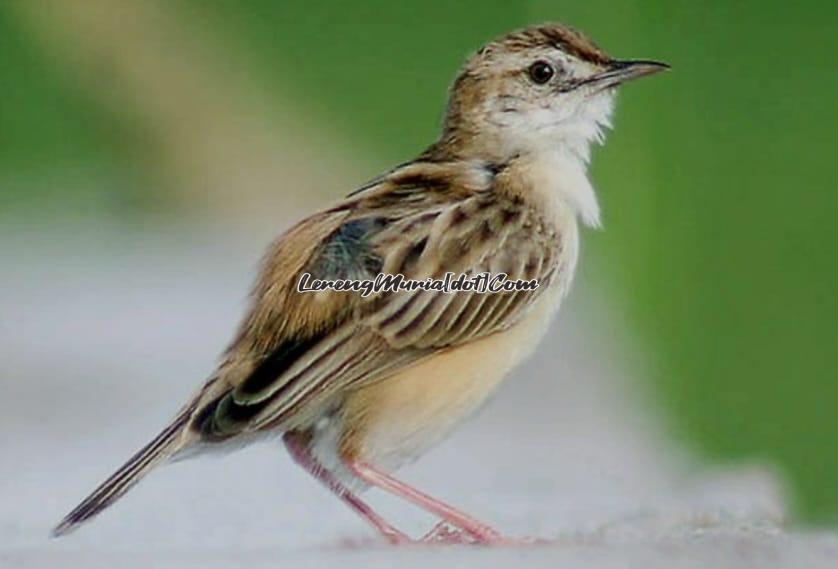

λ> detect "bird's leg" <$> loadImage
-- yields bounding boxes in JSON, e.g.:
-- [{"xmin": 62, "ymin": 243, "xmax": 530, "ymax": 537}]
[
  {"xmin": 347, "ymin": 460, "xmax": 506, "ymax": 545},
  {"xmin": 283, "ymin": 433, "xmax": 411, "ymax": 545}
]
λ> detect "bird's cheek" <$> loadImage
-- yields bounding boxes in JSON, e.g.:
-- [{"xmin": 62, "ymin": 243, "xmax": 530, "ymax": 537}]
[{"xmin": 539, "ymin": 102, "xmax": 575, "ymax": 127}]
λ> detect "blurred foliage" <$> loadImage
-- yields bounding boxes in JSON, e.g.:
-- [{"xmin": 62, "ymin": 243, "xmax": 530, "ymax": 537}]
[
  {"xmin": 0, "ymin": 9, "xmax": 139, "ymax": 212},
  {"xmin": 178, "ymin": 0, "xmax": 530, "ymax": 168},
  {"xmin": 1, "ymin": 1, "xmax": 836, "ymax": 521}
]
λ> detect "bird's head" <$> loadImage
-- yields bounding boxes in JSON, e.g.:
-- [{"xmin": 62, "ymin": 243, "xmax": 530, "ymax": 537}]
[{"xmin": 435, "ymin": 23, "xmax": 668, "ymax": 163}]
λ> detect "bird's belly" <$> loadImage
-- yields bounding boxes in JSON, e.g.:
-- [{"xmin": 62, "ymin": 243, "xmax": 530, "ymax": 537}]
[{"xmin": 338, "ymin": 276, "xmax": 568, "ymax": 471}]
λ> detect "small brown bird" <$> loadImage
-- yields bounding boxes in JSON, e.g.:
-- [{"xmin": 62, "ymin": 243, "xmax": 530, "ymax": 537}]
[{"xmin": 54, "ymin": 23, "xmax": 667, "ymax": 544}]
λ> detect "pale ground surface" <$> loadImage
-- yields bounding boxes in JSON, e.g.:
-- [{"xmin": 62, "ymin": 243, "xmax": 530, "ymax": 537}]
[{"xmin": 1, "ymin": 219, "xmax": 836, "ymax": 568}]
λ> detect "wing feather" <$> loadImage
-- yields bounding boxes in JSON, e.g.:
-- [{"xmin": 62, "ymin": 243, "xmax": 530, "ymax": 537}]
[{"xmin": 198, "ymin": 161, "xmax": 561, "ymax": 437}]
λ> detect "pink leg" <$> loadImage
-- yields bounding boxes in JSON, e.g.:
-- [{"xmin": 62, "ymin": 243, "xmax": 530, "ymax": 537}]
[
  {"xmin": 283, "ymin": 433, "xmax": 410, "ymax": 545},
  {"xmin": 348, "ymin": 460, "xmax": 506, "ymax": 545}
]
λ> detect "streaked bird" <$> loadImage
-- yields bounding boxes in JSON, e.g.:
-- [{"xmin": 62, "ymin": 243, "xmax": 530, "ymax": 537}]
[{"xmin": 54, "ymin": 23, "xmax": 667, "ymax": 544}]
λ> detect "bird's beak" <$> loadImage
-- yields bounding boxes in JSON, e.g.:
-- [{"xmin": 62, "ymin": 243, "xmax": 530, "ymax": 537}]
[{"xmin": 578, "ymin": 59, "xmax": 670, "ymax": 91}]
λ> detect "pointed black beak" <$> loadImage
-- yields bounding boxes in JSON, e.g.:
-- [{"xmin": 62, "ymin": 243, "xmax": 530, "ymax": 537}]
[
  {"xmin": 608, "ymin": 59, "xmax": 670, "ymax": 81},
  {"xmin": 577, "ymin": 59, "xmax": 670, "ymax": 91}
]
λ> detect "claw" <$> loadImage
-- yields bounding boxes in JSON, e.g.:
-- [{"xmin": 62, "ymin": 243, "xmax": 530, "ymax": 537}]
[{"xmin": 421, "ymin": 521, "xmax": 476, "ymax": 544}]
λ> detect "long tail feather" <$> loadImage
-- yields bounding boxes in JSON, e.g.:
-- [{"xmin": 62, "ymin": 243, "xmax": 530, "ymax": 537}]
[{"xmin": 52, "ymin": 408, "xmax": 194, "ymax": 537}]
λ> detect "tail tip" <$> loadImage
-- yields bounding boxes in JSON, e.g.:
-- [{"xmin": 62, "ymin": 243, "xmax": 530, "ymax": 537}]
[{"xmin": 51, "ymin": 518, "xmax": 77, "ymax": 538}]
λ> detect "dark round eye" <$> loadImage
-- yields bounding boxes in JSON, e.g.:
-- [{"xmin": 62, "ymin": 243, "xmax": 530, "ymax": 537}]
[{"xmin": 527, "ymin": 60, "xmax": 555, "ymax": 84}]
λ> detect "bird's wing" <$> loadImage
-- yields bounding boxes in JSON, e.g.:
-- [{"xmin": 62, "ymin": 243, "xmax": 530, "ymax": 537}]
[{"xmin": 197, "ymin": 161, "xmax": 562, "ymax": 437}]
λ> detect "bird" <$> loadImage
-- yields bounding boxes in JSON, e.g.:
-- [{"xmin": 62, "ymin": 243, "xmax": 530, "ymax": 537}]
[{"xmin": 53, "ymin": 22, "xmax": 667, "ymax": 545}]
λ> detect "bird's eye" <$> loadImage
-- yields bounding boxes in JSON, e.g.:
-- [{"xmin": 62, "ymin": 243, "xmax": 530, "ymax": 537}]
[{"xmin": 527, "ymin": 60, "xmax": 555, "ymax": 84}]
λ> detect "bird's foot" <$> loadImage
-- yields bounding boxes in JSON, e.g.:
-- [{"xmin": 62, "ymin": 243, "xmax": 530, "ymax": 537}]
[
  {"xmin": 419, "ymin": 521, "xmax": 524, "ymax": 546},
  {"xmin": 420, "ymin": 521, "xmax": 475, "ymax": 544}
]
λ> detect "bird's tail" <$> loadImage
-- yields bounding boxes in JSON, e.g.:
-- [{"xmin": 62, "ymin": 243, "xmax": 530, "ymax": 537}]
[{"xmin": 52, "ymin": 406, "xmax": 196, "ymax": 537}]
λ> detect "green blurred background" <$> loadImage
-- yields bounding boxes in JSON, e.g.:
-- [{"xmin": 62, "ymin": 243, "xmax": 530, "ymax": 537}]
[{"xmin": 1, "ymin": 1, "xmax": 835, "ymax": 522}]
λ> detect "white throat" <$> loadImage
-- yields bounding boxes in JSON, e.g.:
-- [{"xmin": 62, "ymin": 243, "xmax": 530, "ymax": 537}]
[
  {"xmin": 508, "ymin": 93, "xmax": 613, "ymax": 228},
  {"xmin": 524, "ymin": 147, "xmax": 601, "ymax": 229}
]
